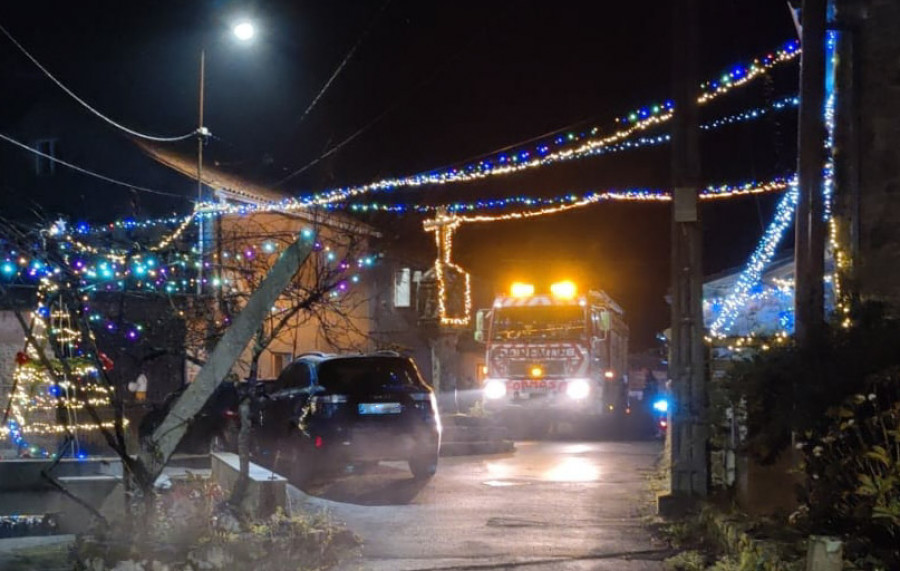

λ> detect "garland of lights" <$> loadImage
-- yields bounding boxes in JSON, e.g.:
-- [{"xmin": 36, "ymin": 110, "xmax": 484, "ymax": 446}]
[
  {"xmin": 165, "ymin": 41, "xmax": 801, "ymax": 219},
  {"xmin": 296, "ymin": 40, "xmax": 800, "ymax": 206},
  {"xmin": 420, "ymin": 177, "xmax": 793, "ymax": 325},
  {"xmin": 708, "ymin": 179, "xmax": 799, "ymax": 337},
  {"xmin": 58, "ymin": 88, "xmax": 799, "ymax": 234},
  {"xmin": 7, "ymin": 41, "xmax": 805, "ymax": 334},
  {"xmin": 708, "ymin": 33, "xmax": 844, "ymax": 339},
  {"xmin": 424, "ymin": 213, "xmax": 472, "ymax": 326}
]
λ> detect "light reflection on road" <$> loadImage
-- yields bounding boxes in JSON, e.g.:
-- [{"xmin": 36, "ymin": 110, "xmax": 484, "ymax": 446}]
[
  {"xmin": 542, "ymin": 455, "xmax": 600, "ymax": 482},
  {"xmin": 483, "ymin": 441, "xmax": 602, "ymax": 484}
]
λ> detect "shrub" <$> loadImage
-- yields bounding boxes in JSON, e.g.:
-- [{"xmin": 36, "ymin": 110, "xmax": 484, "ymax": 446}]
[
  {"xmin": 794, "ymin": 372, "xmax": 900, "ymax": 567},
  {"xmin": 72, "ymin": 474, "xmax": 360, "ymax": 570},
  {"xmin": 727, "ymin": 303, "xmax": 900, "ymax": 464}
]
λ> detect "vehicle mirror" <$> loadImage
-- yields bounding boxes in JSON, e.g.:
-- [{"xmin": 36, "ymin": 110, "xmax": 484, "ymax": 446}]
[
  {"xmin": 474, "ymin": 309, "xmax": 488, "ymax": 342},
  {"xmin": 600, "ymin": 310, "xmax": 611, "ymax": 331}
]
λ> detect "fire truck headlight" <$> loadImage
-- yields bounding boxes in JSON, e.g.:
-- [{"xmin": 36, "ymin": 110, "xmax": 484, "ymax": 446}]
[
  {"xmin": 566, "ymin": 378, "xmax": 591, "ymax": 400},
  {"xmin": 483, "ymin": 379, "xmax": 507, "ymax": 400}
]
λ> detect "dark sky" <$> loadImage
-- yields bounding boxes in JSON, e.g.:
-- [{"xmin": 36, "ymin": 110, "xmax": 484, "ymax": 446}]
[{"xmin": 0, "ymin": 1, "xmax": 799, "ymax": 349}]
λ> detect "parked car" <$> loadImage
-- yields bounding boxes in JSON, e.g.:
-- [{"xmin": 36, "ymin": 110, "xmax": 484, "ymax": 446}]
[
  {"xmin": 254, "ymin": 351, "xmax": 442, "ymax": 482},
  {"xmin": 138, "ymin": 378, "xmax": 277, "ymax": 455}
]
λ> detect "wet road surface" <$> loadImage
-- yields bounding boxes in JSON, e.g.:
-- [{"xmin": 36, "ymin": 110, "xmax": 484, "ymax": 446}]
[{"xmin": 289, "ymin": 440, "xmax": 670, "ymax": 570}]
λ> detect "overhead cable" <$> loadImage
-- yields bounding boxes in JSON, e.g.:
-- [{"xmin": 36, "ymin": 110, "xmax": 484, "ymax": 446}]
[
  {"xmin": 0, "ymin": 132, "xmax": 191, "ymax": 200},
  {"xmin": 0, "ymin": 23, "xmax": 197, "ymax": 143}
]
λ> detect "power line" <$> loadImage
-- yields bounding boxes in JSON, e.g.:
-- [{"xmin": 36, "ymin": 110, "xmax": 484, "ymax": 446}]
[
  {"xmin": 0, "ymin": 132, "xmax": 191, "ymax": 200},
  {"xmin": 0, "ymin": 23, "xmax": 197, "ymax": 143},
  {"xmin": 293, "ymin": 0, "xmax": 393, "ymax": 129},
  {"xmin": 275, "ymin": 106, "xmax": 393, "ymax": 186}
]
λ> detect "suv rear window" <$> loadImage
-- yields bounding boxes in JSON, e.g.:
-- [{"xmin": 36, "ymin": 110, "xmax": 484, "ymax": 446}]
[{"xmin": 317, "ymin": 357, "xmax": 425, "ymax": 394}]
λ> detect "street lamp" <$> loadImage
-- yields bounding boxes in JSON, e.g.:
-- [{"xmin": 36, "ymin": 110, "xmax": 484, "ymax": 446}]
[
  {"xmin": 233, "ymin": 21, "xmax": 256, "ymax": 42},
  {"xmin": 196, "ymin": 19, "xmax": 257, "ymax": 294}
]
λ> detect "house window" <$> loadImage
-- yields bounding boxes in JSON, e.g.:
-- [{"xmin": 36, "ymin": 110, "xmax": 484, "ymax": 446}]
[
  {"xmin": 34, "ymin": 139, "xmax": 58, "ymax": 176},
  {"xmin": 394, "ymin": 268, "xmax": 411, "ymax": 308},
  {"xmin": 271, "ymin": 351, "xmax": 293, "ymax": 376}
]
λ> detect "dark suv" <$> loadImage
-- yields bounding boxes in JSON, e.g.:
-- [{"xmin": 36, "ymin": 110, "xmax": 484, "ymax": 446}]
[{"xmin": 254, "ymin": 352, "xmax": 442, "ymax": 482}]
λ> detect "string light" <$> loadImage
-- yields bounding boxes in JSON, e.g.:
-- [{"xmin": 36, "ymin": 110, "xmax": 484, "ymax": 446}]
[
  {"xmin": 424, "ymin": 213, "xmax": 472, "ymax": 326},
  {"xmin": 71, "ymin": 87, "xmax": 800, "ymax": 234},
  {"xmin": 163, "ymin": 41, "xmax": 801, "ymax": 218},
  {"xmin": 2, "ymin": 286, "xmax": 124, "ymax": 456},
  {"xmin": 699, "ymin": 95, "xmax": 798, "ymax": 131},
  {"xmin": 708, "ymin": 178, "xmax": 799, "ymax": 337},
  {"xmin": 697, "ymin": 40, "xmax": 800, "ymax": 104},
  {"xmin": 708, "ymin": 34, "xmax": 840, "ymax": 338}
]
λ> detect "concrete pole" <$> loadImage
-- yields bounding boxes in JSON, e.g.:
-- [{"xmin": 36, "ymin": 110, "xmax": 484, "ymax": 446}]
[
  {"xmin": 662, "ymin": 0, "xmax": 707, "ymax": 510},
  {"xmin": 137, "ymin": 238, "xmax": 313, "ymax": 486},
  {"xmin": 795, "ymin": 0, "xmax": 828, "ymax": 347}
]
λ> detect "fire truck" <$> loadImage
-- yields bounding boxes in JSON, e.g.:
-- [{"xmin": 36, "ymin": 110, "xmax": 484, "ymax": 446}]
[{"xmin": 474, "ymin": 281, "xmax": 629, "ymax": 434}]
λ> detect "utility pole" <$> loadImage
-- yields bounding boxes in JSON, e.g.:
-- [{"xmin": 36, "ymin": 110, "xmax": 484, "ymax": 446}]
[
  {"xmin": 794, "ymin": 0, "xmax": 827, "ymax": 348},
  {"xmin": 660, "ymin": 0, "xmax": 707, "ymax": 513}
]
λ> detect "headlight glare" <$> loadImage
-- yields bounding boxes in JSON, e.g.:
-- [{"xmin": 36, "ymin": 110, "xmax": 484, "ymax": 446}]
[
  {"xmin": 483, "ymin": 378, "xmax": 507, "ymax": 400},
  {"xmin": 566, "ymin": 378, "xmax": 591, "ymax": 399}
]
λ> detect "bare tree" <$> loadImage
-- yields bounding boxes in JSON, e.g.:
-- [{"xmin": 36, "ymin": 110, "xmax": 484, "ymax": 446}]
[
  {"xmin": 207, "ymin": 210, "xmax": 374, "ymax": 504},
  {"xmin": 0, "ymin": 207, "xmax": 377, "ymax": 516}
]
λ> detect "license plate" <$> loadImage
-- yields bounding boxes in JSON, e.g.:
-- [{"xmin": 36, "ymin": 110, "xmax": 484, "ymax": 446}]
[
  {"xmin": 358, "ymin": 402, "xmax": 402, "ymax": 415},
  {"xmin": 509, "ymin": 379, "xmax": 559, "ymax": 391}
]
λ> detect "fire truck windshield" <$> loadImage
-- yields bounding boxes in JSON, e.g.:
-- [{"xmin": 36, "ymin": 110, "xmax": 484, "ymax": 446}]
[{"xmin": 491, "ymin": 306, "xmax": 586, "ymax": 341}]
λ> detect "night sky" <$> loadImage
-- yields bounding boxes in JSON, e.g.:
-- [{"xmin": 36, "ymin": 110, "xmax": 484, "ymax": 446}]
[{"xmin": 0, "ymin": 1, "xmax": 799, "ymax": 349}]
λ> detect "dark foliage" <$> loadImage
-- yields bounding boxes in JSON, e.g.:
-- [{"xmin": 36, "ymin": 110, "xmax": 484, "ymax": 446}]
[{"xmin": 727, "ymin": 303, "xmax": 900, "ymax": 464}]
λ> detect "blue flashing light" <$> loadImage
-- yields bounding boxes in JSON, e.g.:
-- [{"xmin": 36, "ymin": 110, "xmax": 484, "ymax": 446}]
[{"xmin": 652, "ymin": 399, "xmax": 669, "ymax": 413}]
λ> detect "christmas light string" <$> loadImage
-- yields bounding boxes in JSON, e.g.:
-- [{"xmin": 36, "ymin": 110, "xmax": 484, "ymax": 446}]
[
  {"xmin": 53, "ymin": 87, "xmax": 799, "ymax": 235},
  {"xmin": 420, "ymin": 177, "xmax": 793, "ymax": 325},
  {"xmin": 708, "ymin": 179, "xmax": 799, "ymax": 337},
  {"xmin": 708, "ymin": 34, "xmax": 842, "ymax": 339},
  {"xmin": 294, "ymin": 41, "xmax": 800, "ymax": 205},
  {"xmin": 186, "ymin": 89, "xmax": 797, "ymax": 220},
  {"xmin": 333, "ymin": 177, "xmax": 794, "ymax": 215}
]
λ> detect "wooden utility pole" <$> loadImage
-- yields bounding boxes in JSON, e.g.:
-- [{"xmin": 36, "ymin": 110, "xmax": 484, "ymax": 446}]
[
  {"xmin": 794, "ymin": 0, "xmax": 828, "ymax": 347},
  {"xmin": 661, "ymin": 0, "xmax": 707, "ymax": 512}
]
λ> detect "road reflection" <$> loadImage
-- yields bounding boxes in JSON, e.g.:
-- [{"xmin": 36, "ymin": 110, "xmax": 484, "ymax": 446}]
[
  {"xmin": 483, "ymin": 441, "xmax": 602, "ymax": 484},
  {"xmin": 542, "ymin": 455, "xmax": 600, "ymax": 482}
]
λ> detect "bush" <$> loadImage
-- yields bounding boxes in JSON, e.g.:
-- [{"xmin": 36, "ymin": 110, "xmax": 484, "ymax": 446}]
[
  {"xmin": 727, "ymin": 304, "xmax": 900, "ymax": 464},
  {"xmin": 794, "ymin": 373, "xmax": 900, "ymax": 567},
  {"xmin": 72, "ymin": 474, "xmax": 360, "ymax": 570},
  {"xmin": 725, "ymin": 304, "xmax": 900, "ymax": 568}
]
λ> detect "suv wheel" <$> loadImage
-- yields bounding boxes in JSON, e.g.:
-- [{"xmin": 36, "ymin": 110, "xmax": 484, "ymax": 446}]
[{"xmin": 408, "ymin": 453, "xmax": 438, "ymax": 480}]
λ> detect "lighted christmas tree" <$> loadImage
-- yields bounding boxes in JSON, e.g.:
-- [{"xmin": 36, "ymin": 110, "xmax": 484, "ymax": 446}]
[{"xmin": 3, "ymin": 296, "xmax": 119, "ymax": 458}]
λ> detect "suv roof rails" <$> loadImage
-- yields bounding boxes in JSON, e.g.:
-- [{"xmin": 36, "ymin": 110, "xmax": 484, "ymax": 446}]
[
  {"xmin": 296, "ymin": 351, "xmax": 328, "ymax": 359},
  {"xmin": 371, "ymin": 349, "xmax": 401, "ymax": 357}
]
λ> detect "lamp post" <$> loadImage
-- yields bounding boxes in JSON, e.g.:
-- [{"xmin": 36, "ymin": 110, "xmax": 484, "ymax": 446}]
[{"xmin": 196, "ymin": 19, "xmax": 256, "ymax": 295}]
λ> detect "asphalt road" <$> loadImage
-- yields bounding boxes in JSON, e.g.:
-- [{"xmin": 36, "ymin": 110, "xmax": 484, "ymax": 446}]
[{"xmin": 290, "ymin": 439, "xmax": 670, "ymax": 571}]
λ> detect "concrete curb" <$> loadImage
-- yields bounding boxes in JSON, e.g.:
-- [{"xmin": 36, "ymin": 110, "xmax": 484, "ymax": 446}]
[
  {"xmin": 699, "ymin": 505, "xmax": 805, "ymax": 571},
  {"xmin": 439, "ymin": 414, "xmax": 516, "ymax": 457}
]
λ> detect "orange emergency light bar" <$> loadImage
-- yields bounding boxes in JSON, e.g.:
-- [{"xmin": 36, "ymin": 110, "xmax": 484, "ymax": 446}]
[
  {"xmin": 550, "ymin": 280, "xmax": 577, "ymax": 299},
  {"xmin": 510, "ymin": 282, "xmax": 535, "ymax": 297}
]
